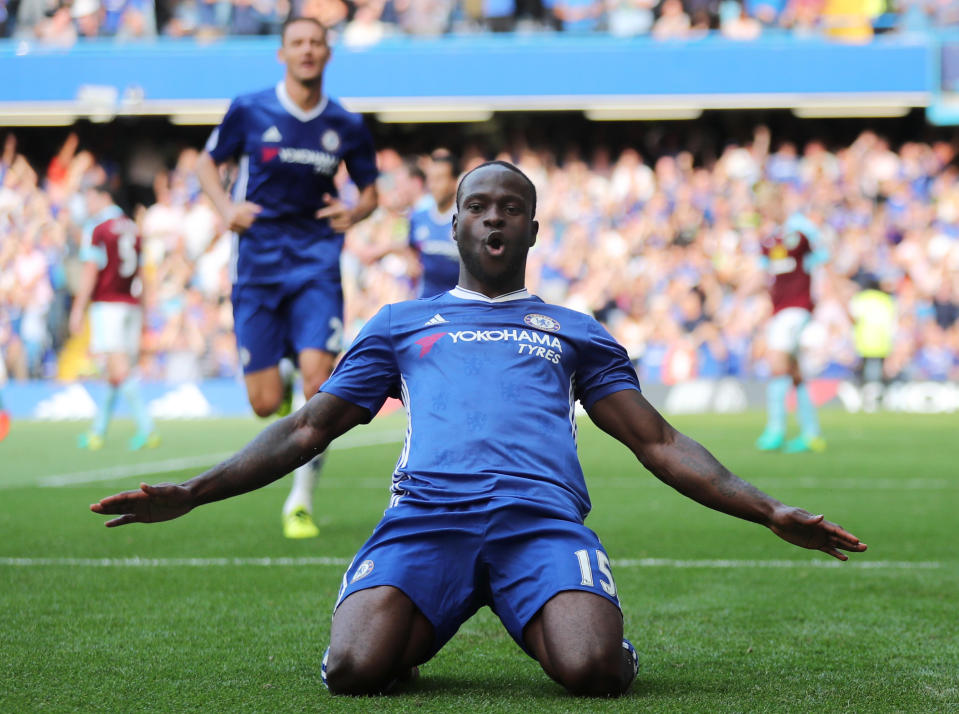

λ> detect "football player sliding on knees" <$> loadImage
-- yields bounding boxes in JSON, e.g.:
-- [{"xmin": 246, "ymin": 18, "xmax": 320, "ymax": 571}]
[{"xmin": 92, "ymin": 161, "xmax": 867, "ymax": 698}]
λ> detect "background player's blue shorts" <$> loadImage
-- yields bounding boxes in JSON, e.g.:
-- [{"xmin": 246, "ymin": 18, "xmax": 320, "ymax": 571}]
[
  {"xmin": 334, "ymin": 499, "xmax": 622, "ymax": 660},
  {"xmin": 231, "ymin": 279, "xmax": 344, "ymax": 373}
]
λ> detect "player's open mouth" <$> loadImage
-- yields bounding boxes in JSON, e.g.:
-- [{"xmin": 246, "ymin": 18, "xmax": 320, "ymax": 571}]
[{"xmin": 486, "ymin": 233, "xmax": 505, "ymax": 256}]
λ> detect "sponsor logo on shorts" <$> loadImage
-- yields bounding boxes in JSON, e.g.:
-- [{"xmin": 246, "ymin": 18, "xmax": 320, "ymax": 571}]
[
  {"xmin": 239, "ymin": 347, "xmax": 251, "ymax": 367},
  {"xmin": 524, "ymin": 313, "xmax": 560, "ymax": 332},
  {"xmin": 351, "ymin": 559, "xmax": 374, "ymax": 583}
]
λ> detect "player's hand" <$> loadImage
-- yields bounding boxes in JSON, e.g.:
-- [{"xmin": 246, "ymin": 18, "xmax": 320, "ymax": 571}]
[
  {"xmin": 315, "ymin": 193, "xmax": 353, "ymax": 233},
  {"xmin": 90, "ymin": 482, "xmax": 195, "ymax": 527},
  {"xmin": 226, "ymin": 201, "xmax": 262, "ymax": 234},
  {"xmin": 768, "ymin": 506, "xmax": 867, "ymax": 561}
]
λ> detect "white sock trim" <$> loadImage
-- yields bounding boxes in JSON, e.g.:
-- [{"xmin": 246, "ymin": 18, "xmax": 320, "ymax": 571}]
[{"xmin": 282, "ymin": 453, "xmax": 326, "ymax": 516}]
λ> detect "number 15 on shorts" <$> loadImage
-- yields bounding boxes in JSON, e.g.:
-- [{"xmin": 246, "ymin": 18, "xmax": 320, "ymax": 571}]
[{"xmin": 574, "ymin": 548, "xmax": 617, "ymax": 596}]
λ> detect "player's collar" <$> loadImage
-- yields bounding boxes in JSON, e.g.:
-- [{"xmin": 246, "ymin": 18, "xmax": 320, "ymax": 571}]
[
  {"xmin": 275, "ymin": 81, "xmax": 328, "ymax": 122},
  {"xmin": 449, "ymin": 286, "xmax": 531, "ymax": 303}
]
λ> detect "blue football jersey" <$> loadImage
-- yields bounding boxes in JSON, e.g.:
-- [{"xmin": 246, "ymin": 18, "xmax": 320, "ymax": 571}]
[
  {"xmin": 205, "ymin": 82, "xmax": 378, "ymax": 286},
  {"xmin": 321, "ymin": 287, "xmax": 641, "ymax": 521},
  {"xmin": 407, "ymin": 205, "xmax": 459, "ymax": 297}
]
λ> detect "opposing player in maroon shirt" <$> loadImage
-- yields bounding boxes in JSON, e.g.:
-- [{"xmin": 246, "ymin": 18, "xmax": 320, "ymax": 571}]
[
  {"xmin": 69, "ymin": 181, "xmax": 158, "ymax": 451},
  {"xmin": 755, "ymin": 190, "xmax": 829, "ymax": 454}
]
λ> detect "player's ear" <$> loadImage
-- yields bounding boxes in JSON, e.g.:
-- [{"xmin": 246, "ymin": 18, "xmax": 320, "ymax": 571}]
[
  {"xmin": 451, "ymin": 213, "xmax": 458, "ymax": 242},
  {"xmin": 528, "ymin": 220, "xmax": 539, "ymax": 248},
  {"xmin": 277, "ymin": 45, "xmax": 286, "ymax": 65}
]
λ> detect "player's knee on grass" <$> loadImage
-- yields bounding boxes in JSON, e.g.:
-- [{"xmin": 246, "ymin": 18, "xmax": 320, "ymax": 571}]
[
  {"xmin": 323, "ymin": 644, "xmax": 399, "ymax": 695},
  {"xmin": 547, "ymin": 638, "xmax": 630, "ymax": 697},
  {"xmin": 326, "ymin": 586, "xmax": 433, "ymax": 695},
  {"xmin": 526, "ymin": 591, "xmax": 629, "ymax": 697}
]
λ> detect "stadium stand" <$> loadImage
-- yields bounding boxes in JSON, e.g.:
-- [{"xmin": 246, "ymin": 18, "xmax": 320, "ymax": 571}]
[
  {"xmin": 2, "ymin": 125, "xmax": 958, "ymax": 387},
  {"xmin": 1, "ymin": 0, "xmax": 956, "ymax": 41},
  {"xmin": 2, "ymin": 17, "xmax": 958, "ymax": 418}
]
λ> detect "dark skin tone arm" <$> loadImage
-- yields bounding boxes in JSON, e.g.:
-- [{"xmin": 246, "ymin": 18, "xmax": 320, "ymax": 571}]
[
  {"xmin": 93, "ymin": 382, "xmax": 866, "ymax": 561},
  {"xmin": 90, "ymin": 394, "xmax": 369, "ymax": 526},
  {"xmin": 587, "ymin": 389, "xmax": 867, "ymax": 560},
  {"xmin": 93, "ymin": 385, "xmax": 867, "ymax": 561}
]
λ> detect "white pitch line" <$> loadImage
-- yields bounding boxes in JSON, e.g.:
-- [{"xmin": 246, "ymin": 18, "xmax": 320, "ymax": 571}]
[
  {"xmin": 754, "ymin": 478, "xmax": 954, "ymax": 491},
  {"xmin": 0, "ymin": 556, "xmax": 351, "ymax": 567},
  {"xmin": 592, "ymin": 478, "xmax": 955, "ymax": 491},
  {"xmin": 0, "ymin": 557, "xmax": 943, "ymax": 570},
  {"xmin": 35, "ymin": 452, "xmax": 237, "ymax": 488},
  {"xmin": 29, "ymin": 430, "xmax": 404, "ymax": 489},
  {"xmin": 612, "ymin": 558, "xmax": 943, "ymax": 570}
]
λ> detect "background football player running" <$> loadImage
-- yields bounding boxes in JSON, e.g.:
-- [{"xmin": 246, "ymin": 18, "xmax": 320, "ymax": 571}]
[
  {"xmin": 196, "ymin": 16, "xmax": 379, "ymax": 538},
  {"xmin": 70, "ymin": 181, "xmax": 157, "ymax": 452},
  {"xmin": 755, "ymin": 185, "xmax": 828, "ymax": 454}
]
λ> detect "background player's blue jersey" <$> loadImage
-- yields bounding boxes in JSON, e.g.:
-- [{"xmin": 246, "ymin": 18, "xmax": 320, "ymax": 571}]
[
  {"xmin": 408, "ymin": 205, "xmax": 459, "ymax": 297},
  {"xmin": 321, "ymin": 287, "xmax": 641, "ymax": 521},
  {"xmin": 205, "ymin": 82, "xmax": 378, "ymax": 286}
]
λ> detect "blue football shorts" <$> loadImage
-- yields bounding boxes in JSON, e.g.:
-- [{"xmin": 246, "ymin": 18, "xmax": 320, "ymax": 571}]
[
  {"xmin": 334, "ymin": 499, "xmax": 622, "ymax": 660},
  {"xmin": 231, "ymin": 279, "xmax": 344, "ymax": 374}
]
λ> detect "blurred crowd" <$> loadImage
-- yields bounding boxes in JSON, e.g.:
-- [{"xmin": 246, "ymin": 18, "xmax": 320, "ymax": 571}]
[
  {"xmin": 2, "ymin": 0, "xmax": 958, "ymax": 44},
  {"xmin": 2, "ymin": 125, "xmax": 959, "ymax": 385}
]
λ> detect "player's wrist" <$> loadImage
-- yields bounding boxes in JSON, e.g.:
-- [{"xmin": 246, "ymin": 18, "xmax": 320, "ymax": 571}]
[
  {"xmin": 182, "ymin": 473, "xmax": 218, "ymax": 507},
  {"xmin": 765, "ymin": 502, "xmax": 794, "ymax": 529}
]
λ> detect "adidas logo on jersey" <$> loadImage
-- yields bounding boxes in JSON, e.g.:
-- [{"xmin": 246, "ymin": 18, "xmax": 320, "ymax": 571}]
[
  {"xmin": 262, "ymin": 126, "xmax": 282, "ymax": 142},
  {"xmin": 424, "ymin": 314, "xmax": 449, "ymax": 326}
]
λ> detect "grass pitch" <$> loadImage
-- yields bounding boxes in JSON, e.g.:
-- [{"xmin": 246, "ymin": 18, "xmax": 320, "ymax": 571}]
[{"xmin": 1, "ymin": 410, "xmax": 957, "ymax": 712}]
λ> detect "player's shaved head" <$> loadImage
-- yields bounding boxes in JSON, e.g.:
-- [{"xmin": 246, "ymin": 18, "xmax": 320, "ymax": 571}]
[
  {"xmin": 281, "ymin": 16, "xmax": 327, "ymax": 44},
  {"xmin": 456, "ymin": 161, "xmax": 536, "ymax": 218}
]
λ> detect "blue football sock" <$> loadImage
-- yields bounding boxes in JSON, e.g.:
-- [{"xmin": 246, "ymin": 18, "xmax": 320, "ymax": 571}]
[
  {"xmin": 92, "ymin": 384, "xmax": 119, "ymax": 436},
  {"xmin": 765, "ymin": 376, "xmax": 791, "ymax": 435},
  {"xmin": 120, "ymin": 378, "xmax": 153, "ymax": 435},
  {"xmin": 795, "ymin": 381, "xmax": 820, "ymax": 438}
]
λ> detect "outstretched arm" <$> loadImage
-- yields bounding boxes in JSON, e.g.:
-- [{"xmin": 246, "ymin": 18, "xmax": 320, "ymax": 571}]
[
  {"xmin": 587, "ymin": 389, "xmax": 866, "ymax": 561},
  {"xmin": 90, "ymin": 394, "xmax": 369, "ymax": 527}
]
